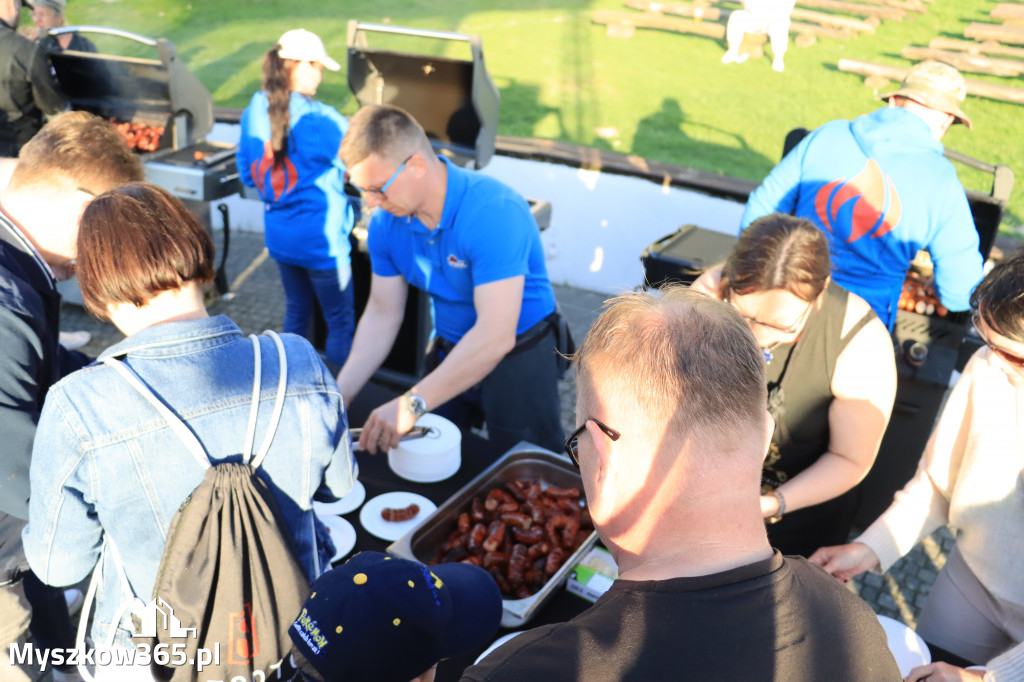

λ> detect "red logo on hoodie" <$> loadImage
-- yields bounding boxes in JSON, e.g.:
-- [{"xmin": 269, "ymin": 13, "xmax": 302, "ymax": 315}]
[
  {"xmin": 814, "ymin": 159, "xmax": 902, "ymax": 242},
  {"xmin": 251, "ymin": 141, "xmax": 298, "ymax": 200}
]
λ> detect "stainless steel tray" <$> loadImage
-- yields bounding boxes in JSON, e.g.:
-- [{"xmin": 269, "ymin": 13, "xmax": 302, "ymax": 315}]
[{"xmin": 388, "ymin": 442, "xmax": 598, "ymax": 627}]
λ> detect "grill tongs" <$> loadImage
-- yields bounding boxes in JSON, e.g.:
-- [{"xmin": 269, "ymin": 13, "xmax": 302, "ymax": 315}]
[{"xmin": 350, "ymin": 426, "xmax": 433, "ymax": 451}]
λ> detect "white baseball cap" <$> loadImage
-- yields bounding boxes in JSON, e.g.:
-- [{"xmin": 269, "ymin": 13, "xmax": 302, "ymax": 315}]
[{"xmin": 276, "ymin": 29, "xmax": 340, "ymax": 71}]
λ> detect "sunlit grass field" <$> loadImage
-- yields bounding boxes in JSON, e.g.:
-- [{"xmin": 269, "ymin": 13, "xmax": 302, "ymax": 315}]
[{"xmin": 53, "ymin": 0, "xmax": 1023, "ymax": 230}]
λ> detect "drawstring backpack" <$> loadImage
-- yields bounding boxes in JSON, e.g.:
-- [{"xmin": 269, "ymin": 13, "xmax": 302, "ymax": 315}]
[{"xmin": 77, "ymin": 331, "xmax": 313, "ymax": 681}]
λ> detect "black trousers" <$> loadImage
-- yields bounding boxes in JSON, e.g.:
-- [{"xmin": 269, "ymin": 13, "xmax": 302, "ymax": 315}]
[{"xmin": 426, "ymin": 324, "xmax": 565, "ymax": 455}]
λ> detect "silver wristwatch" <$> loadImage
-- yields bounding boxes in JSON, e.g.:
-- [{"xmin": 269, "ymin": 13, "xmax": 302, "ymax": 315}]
[{"xmin": 404, "ymin": 391, "xmax": 427, "ymax": 419}]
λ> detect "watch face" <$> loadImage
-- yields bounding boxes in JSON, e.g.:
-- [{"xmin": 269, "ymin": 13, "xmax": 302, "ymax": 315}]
[{"xmin": 407, "ymin": 393, "xmax": 426, "ymax": 417}]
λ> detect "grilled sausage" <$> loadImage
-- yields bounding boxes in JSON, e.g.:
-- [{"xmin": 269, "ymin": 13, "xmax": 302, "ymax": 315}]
[{"xmin": 381, "ymin": 503, "xmax": 419, "ymax": 522}]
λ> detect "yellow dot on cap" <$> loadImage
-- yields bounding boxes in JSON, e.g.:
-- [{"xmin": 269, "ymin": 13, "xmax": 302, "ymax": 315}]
[
  {"xmin": 336, "ymin": 626, "xmax": 343, "ymax": 634},
  {"xmin": 393, "ymin": 618, "xmax": 401, "ymax": 626},
  {"xmin": 353, "ymin": 573, "xmax": 368, "ymax": 585},
  {"xmin": 407, "ymin": 580, "xmax": 415, "ymax": 588},
  {"xmin": 310, "ymin": 592, "xmax": 316, "ymax": 598}
]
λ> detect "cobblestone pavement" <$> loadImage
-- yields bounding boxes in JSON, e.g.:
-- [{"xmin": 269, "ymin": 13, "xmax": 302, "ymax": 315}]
[{"xmin": 59, "ymin": 228, "xmax": 953, "ymax": 631}]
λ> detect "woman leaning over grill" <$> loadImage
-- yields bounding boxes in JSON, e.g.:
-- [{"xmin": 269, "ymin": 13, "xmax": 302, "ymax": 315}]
[
  {"xmin": 691, "ymin": 213, "xmax": 897, "ymax": 557},
  {"xmin": 811, "ymin": 250, "xmax": 1024, "ymax": 679},
  {"xmin": 238, "ymin": 29, "xmax": 356, "ymax": 369}
]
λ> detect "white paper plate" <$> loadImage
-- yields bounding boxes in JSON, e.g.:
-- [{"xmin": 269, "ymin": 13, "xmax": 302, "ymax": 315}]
[
  {"xmin": 474, "ymin": 631, "xmax": 522, "ymax": 664},
  {"xmin": 876, "ymin": 615, "xmax": 930, "ymax": 677},
  {"xmin": 359, "ymin": 491, "xmax": 437, "ymax": 542},
  {"xmin": 389, "ymin": 454, "xmax": 461, "ymax": 483},
  {"xmin": 314, "ymin": 481, "xmax": 366, "ymax": 516},
  {"xmin": 318, "ymin": 515, "xmax": 357, "ymax": 564}
]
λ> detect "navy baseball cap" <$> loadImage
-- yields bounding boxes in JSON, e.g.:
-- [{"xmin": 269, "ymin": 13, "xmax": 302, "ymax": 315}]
[{"xmin": 289, "ymin": 551, "xmax": 503, "ymax": 682}]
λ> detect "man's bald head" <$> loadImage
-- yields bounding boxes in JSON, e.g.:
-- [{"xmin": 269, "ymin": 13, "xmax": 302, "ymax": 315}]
[{"xmin": 575, "ymin": 286, "xmax": 767, "ymax": 458}]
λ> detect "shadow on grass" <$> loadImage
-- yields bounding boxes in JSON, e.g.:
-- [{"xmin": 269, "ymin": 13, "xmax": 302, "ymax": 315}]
[{"xmin": 634, "ymin": 97, "xmax": 775, "ymax": 177}]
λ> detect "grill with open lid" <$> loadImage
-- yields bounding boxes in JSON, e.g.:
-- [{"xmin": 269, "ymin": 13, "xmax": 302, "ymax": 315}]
[
  {"xmin": 46, "ymin": 26, "xmax": 239, "ymax": 201},
  {"xmin": 346, "ymin": 21, "xmax": 500, "ymax": 171}
]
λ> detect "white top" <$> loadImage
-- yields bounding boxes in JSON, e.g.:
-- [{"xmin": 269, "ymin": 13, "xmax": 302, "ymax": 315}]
[
  {"xmin": 857, "ymin": 346, "xmax": 1024, "ymax": 606},
  {"xmin": 988, "ymin": 641, "xmax": 1024, "ymax": 681}
]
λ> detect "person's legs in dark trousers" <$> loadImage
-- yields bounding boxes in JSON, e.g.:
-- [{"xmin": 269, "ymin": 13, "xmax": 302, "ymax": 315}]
[
  {"xmin": 479, "ymin": 328, "xmax": 564, "ymax": 454},
  {"xmin": 276, "ymin": 261, "xmax": 317, "ymax": 338},
  {"xmin": 307, "ymin": 266, "xmax": 356, "ymax": 368},
  {"xmin": 0, "ymin": 513, "xmax": 36, "ymax": 681},
  {"xmin": 22, "ymin": 571, "xmax": 75, "ymax": 653}
]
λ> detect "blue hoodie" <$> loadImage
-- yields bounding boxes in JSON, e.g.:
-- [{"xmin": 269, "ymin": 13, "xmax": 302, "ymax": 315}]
[
  {"xmin": 741, "ymin": 107, "xmax": 982, "ymax": 329},
  {"xmin": 238, "ymin": 91, "xmax": 354, "ymax": 270}
]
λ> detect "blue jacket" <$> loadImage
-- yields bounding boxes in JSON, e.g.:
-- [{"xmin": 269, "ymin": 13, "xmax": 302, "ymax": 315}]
[
  {"xmin": 22, "ymin": 316, "xmax": 356, "ymax": 648},
  {"xmin": 741, "ymin": 107, "xmax": 982, "ymax": 329},
  {"xmin": 0, "ymin": 213, "xmax": 88, "ymax": 525},
  {"xmin": 237, "ymin": 91, "xmax": 354, "ymax": 270}
]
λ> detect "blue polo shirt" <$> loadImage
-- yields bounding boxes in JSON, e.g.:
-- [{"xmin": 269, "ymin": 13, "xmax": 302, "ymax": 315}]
[{"xmin": 367, "ymin": 157, "xmax": 556, "ymax": 344}]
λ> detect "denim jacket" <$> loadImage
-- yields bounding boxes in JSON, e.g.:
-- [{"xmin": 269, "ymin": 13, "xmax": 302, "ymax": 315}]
[{"xmin": 22, "ymin": 316, "xmax": 356, "ymax": 648}]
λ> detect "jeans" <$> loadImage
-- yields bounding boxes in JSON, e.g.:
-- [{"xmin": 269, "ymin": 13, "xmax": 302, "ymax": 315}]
[{"xmin": 276, "ymin": 261, "xmax": 355, "ymax": 368}]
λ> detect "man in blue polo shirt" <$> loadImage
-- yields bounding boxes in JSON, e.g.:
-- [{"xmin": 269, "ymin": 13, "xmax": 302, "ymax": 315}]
[{"xmin": 336, "ymin": 104, "xmax": 564, "ymax": 453}]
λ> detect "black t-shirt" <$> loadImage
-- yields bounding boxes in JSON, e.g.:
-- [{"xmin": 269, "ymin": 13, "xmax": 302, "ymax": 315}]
[{"xmin": 461, "ymin": 551, "xmax": 901, "ymax": 681}]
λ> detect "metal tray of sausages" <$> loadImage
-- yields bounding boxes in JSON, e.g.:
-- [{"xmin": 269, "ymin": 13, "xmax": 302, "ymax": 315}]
[{"xmin": 388, "ymin": 442, "xmax": 599, "ymax": 627}]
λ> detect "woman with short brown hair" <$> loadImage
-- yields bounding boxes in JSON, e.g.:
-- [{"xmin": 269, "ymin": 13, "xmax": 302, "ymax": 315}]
[
  {"xmin": 693, "ymin": 213, "xmax": 897, "ymax": 556},
  {"xmin": 23, "ymin": 182, "xmax": 356, "ymax": 664}
]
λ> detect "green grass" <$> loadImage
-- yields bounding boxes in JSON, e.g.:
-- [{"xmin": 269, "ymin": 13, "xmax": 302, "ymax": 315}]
[{"xmin": 51, "ymin": 0, "xmax": 1024, "ymax": 230}]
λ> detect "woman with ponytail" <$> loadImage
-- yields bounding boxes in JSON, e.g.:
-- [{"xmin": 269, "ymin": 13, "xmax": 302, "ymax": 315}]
[{"xmin": 238, "ymin": 29, "xmax": 356, "ymax": 368}]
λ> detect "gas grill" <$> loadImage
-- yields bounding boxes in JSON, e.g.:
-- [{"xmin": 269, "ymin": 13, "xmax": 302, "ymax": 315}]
[
  {"xmin": 46, "ymin": 27, "xmax": 238, "ymax": 299},
  {"xmin": 47, "ymin": 26, "xmax": 240, "ymax": 202}
]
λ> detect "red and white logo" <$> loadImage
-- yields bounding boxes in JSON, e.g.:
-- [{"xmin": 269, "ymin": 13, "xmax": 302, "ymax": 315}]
[
  {"xmin": 815, "ymin": 158, "xmax": 902, "ymax": 243},
  {"xmin": 446, "ymin": 254, "xmax": 468, "ymax": 269}
]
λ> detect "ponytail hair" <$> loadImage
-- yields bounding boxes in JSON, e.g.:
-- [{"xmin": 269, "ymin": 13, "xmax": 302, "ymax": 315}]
[{"xmin": 262, "ymin": 47, "xmax": 296, "ymax": 167}]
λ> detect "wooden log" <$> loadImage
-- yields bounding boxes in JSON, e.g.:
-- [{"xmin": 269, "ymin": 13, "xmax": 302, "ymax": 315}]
[
  {"xmin": 838, "ymin": 58, "xmax": 1024, "ymax": 104},
  {"xmin": 625, "ymin": 0, "xmax": 723, "ymax": 21},
  {"xmin": 930, "ymin": 36, "xmax": 1024, "ymax": 60},
  {"xmin": 965, "ymin": 22, "xmax": 1024, "ymax": 45},
  {"xmin": 789, "ymin": 21, "xmax": 852, "ymax": 40},
  {"xmin": 802, "ymin": 0, "xmax": 922, "ymax": 9},
  {"xmin": 605, "ymin": 20, "xmax": 637, "ymax": 39},
  {"xmin": 795, "ymin": 33, "xmax": 817, "ymax": 47},
  {"xmin": 902, "ymin": 45, "xmax": 1024, "ymax": 76},
  {"xmin": 791, "ymin": 7, "xmax": 877, "ymax": 33},
  {"xmin": 628, "ymin": 1, "xmax": 853, "ymax": 38},
  {"xmin": 591, "ymin": 10, "xmax": 727, "ymax": 38},
  {"xmin": 992, "ymin": 3, "xmax": 1024, "ymax": 21},
  {"xmin": 795, "ymin": 0, "xmax": 906, "ymax": 21}
]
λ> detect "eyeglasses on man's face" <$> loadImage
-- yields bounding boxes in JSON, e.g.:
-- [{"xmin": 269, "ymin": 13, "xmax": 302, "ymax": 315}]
[
  {"xmin": 973, "ymin": 311, "xmax": 1024, "ymax": 371},
  {"xmin": 727, "ymin": 293, "xmax": 813, "ymax": 336},
  {"xmin": 563, "ymin": 418, "xmax": 620, "ymax": 468},
  {"xmin": 348, "ymin": 154, "xmax": 414, "ymax": 200}
]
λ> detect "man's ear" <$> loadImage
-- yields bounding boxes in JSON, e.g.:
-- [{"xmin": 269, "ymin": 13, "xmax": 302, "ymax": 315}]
[
  {"xmin": 761, "ymin": 410, "xmax": 775, "ymax": 463},
  {"xmin": 584, "ymin": 418, "xmax": 614, "ymax": 466}
]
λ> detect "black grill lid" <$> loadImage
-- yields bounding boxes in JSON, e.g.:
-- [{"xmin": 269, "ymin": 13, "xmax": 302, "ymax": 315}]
[
  {"xmin": 47, "ymin": 27, "xmax": 213, "ymax": 149},
  {"xmin": 346, "ymin": 21, "xmax": 500, "ymax": 169}
]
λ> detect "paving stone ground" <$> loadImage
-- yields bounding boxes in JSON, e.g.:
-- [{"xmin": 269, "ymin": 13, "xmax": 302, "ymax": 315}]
[{"xmin": 59, "ymin": 228, "xmax": 953, "ymax": 631}]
